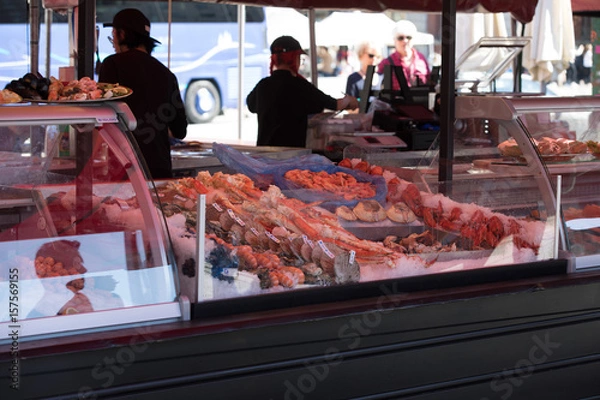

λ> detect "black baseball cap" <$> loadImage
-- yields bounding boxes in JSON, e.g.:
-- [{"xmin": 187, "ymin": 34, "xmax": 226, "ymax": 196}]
[
  {"xmin": 270, "ymin": 36, "xmax": 306, "ymax": 55},
  {"xmin": 104, "ymin": 8, "xmax": 161, "ymax": 44}
]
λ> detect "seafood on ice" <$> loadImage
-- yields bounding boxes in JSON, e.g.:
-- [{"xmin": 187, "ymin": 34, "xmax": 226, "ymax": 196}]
[
  {"xmin": 159, "ymin": 171, "xmax": 429, "ymax": 287},
  {"xmin": 159, "ymin": 167, "xmax": 548, "ymax": 291},
  {"xmin": 283, "ymin": 168, "xmax": 376, "ymax": 200},
  {"xmin": 388, "ymin": 181, "xmax": 543, "ymax": 253}
]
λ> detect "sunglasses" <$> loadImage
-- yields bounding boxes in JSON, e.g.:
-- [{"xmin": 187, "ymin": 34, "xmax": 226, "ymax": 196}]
[
  {"xmin": 396, "ymin": 35, "xmax": 413, "ymax": 41},
  {"xmin": 367, "ymin": 53, "xmax": 377, "ymax": 58}
]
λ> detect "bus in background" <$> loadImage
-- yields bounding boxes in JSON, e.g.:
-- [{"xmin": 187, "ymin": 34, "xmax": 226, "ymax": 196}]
[
  {"xmin": 96, "ymin": 1, "xmax": 270, "ymax": 123},
  {"xmin": 0, "ymin": 3, "xmax": 70, "ymax": 87},
  {"xmin": 0, "ymin": 1, "xmax": 270, "ymax": 124}
]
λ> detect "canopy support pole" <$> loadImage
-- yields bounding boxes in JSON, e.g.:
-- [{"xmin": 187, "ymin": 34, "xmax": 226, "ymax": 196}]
[
  {"xmin": 237, "ymin": 5, "xmax": 246, "ymax": 141},
  {"xmin": 438, "ymin": 0, "xmax": 456, "ymax": 187},
  {"xmin": 308, "ymin": 8, "xmax": 317, "ymax": 87},
  {"xmin": 44, "ymin": 8, "xmax": 52, "ymax": 78},
  {"xmin": 167, "ymin": 0, "xmax": 172, "ymax": 68},
  {"xmin": 77, "ymin": 0, "xmax": 95, "ymax": 79},
  {"xmin": 29, "ymin": 0, "xmax": 40, "ymax": 75}
]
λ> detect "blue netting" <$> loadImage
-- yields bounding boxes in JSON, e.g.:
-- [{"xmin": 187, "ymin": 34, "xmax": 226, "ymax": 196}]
[{"xmin": 213, "ymin": 143, "xmax": 386, "ymax": 210}]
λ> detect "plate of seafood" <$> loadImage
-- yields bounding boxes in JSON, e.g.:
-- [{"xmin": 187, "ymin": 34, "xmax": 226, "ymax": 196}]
[
  {"xmin": 30, "ymin": 78, "xmax": 132, "ymax": 103},
  {"xmin": 498, "ymin": 137, "xmax": 589, "ymax": 163}
]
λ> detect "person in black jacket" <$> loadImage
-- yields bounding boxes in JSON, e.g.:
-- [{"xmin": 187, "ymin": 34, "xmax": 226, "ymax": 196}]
[
  {"xmin": 247, "ymin": 36, "xmax": 358, "ymax": 148},
  {"xmin": 99, "ymin": 8, "xmax": 187, "ymax": 179}
]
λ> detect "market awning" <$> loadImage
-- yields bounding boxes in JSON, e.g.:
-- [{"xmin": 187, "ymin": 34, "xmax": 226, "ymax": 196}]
[
  {"xmin": 571, "ymin": 0, "xmax": 600, "ymax": 15},
  {"xmin": 200, "ymin": 0, "xmax": 538, "ymax": 23}
]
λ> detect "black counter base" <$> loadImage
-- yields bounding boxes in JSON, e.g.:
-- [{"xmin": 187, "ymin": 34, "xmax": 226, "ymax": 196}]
[{"xmin": 5, "ymin": 260, "xmax": 600, "ymax": 400}]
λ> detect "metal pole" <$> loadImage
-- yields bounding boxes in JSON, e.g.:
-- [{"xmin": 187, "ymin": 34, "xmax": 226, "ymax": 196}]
[
  {"xmin": 29, "ymin": 0, "xmax": 40, "ymax": 75},
  {"xmin": 68, "ymin": 8, "xmax": 74, "ymax": 66},
  {"xmin": 45, "ymin": 8, "xmax": 52, "ymax": 77},
  {"xmin": 308, "ymin": 8, "xmax": 317, "ymax": 87},
  {"xmin": 237, "ymin": 5, "xmax": 246, "ymax": 141},
  {"xmin": 77, "ymin": 0, "xmax": 95, "ymax": 79},
  {"xmin": 167, "ymin": 0, "xmax": 172, "ymax": 68},
  {"xmin": 196, "ymin": 194, "xmax": 206, "ymax": 303},
  {"xmin": 438, "ymin": 0, "xmax": 456, "ymax": 187}
]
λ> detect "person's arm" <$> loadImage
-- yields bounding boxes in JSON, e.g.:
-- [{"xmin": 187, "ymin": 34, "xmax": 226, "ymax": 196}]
[
  {"xmin": 300, "ymin": 78, "xmax": 357, "ymax": 113},
  {"xmin": 414, "ymin": 50, "xmax": 431, "ymax": 86},
  {"xmin": 376, "ymin": 57, "xmax": 389, "ymax": 75},
  {"xmin": 168, "ymin": 74, "xmax": 188, "ymax": 140},
  {"xmin": 336, "ymin": 94, "xmax": 359, "ymax": 111},
  {"xmin": 247, "ymin": 85, "xmax": 258, "ymax": 113}
]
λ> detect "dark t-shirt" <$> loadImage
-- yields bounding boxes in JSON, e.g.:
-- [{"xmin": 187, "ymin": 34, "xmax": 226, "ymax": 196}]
[
  {"xmin": 345, "ymin": 72, "xmax": 364, "ymax": 98},
  {"xmin": 246, "ymin": 70, "xmax": 337, "ymax": 147},
  {"xmin": 345, "ymin": 71, "xmax": 381, "ymax": 99},
  {"xmin": 99, "ymin": 49, "xmax": 187, "ymax": 179}
]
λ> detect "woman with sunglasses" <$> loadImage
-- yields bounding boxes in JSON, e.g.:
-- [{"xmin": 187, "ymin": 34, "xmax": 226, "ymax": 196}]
[
  {"xmin": 345, "ymin": 41, "xmax": 381, "ymax": 100},
  {"xmin": 377, "ymin": 20, "xmax": 430, "ymax": 90}
]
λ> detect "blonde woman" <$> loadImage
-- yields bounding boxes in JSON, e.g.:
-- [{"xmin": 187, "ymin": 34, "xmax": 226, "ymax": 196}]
[{"xmin": 345, "ymin": 41, "xmax": 381, "ymax": 99}]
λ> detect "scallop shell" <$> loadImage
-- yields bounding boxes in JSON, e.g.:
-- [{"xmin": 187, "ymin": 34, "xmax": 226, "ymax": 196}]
[
  {"xmin": 353, "ymin": 200, "xmax": 387, "ymax": 222},
  {"xmin": 386, "ymin": 202, "xmax": 417, "ymax": 223},
  {"xmin": 336, "ymin": 205, "xmax": 357, "ymax": 221}
]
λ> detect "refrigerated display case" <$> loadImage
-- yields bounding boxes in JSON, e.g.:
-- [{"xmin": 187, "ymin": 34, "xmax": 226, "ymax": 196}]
[
  {"xmin": 450, "ymin": 95, "xmax": 600, "ymax": 270},
  {"xmin": 1, "ymin": 96, "xmax": 580, "ymax": 324},
  {"xmin": 3, "ymin": 96, "xmax": 600, "ymax": 399},
  {"xmin": 166, "ymin": 96, "xmax": 600, "ymax": 310},
  {"xmin": 365, "ymin": 95, "xmax": 600, "ymax": 271},
  {"xmin": 0, "ymin": 102, "xmax": 188, "ymax": 341}
]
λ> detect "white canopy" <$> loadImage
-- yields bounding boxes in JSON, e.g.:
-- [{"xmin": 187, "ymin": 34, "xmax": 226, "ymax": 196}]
[
  {"xmin": 316, "ymin": 11, "xmax": 434, "ymax": 48},
  {"xmin": 522, "ymin": 0, "xmax": 576, "ymax": 82},
  {"xmin": 265, "ymin": 7, "xmax": 311, "ymax": 49},
  {"xmin": 455, "ymin": 12, "xmax": 509, "ymax": 58}
]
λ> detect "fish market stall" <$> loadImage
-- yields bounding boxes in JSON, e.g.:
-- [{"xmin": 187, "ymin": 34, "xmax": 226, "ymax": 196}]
[{"xmin": 1, "ymin": 97, "xmax": 600, "ymax": 399}]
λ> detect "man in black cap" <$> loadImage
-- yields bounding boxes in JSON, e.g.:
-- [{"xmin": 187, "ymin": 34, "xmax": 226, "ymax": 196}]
[
  {"xmin": 247, "ymin": 35, "xmax": 358, "ymax": 148},
  {"xmin": 99, "ymin": 8, "xmax": 187, "ymax": 179}
]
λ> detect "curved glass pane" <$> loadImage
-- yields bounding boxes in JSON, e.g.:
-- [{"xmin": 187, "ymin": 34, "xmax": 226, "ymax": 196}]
[{"xmin": 0, "ymin": 104, "xmax": 177, "ymax": 329}]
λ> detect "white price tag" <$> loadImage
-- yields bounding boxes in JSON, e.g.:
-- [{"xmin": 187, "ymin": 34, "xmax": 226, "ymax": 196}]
[{"xmin": 317, "ymin": 240, "xmax": 335, "ymax": 259}]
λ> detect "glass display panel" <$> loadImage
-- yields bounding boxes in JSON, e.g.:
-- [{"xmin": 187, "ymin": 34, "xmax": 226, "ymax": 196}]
[
  {"xmin": 512, "ymin": 107, "xmax": 600, "ymax": 268},
  {"xmin": 455, "ymin": 37, "xmax": 530, "ymax": 93},
  {"xmin": 0, "ymin": 105, "xmax": 178, "ymax": 329},
  {"xmin": 452, "ymin": 96, "xmax": 600, "ymax": 270}
]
